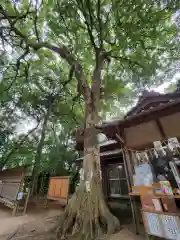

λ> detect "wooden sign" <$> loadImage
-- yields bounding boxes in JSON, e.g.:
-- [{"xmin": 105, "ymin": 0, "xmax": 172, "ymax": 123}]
[{"xmin": 47, "ymin": 176, "xmax": 70, "ymax": 201}]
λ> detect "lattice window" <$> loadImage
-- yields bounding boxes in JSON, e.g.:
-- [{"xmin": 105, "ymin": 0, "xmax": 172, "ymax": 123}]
[{"xmin": 108, "ymin": 164, "xmax": 128, "ymax": 197}]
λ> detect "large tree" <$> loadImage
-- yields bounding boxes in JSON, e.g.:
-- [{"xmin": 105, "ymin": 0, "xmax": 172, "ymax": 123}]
[{"xmin": 1, "ymin": 0, "xmax": 179, "ymax": 239}]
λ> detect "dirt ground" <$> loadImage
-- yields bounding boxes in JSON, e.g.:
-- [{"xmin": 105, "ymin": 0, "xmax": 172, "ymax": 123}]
[
  {"xmin": 0, "ymin": 202, "xmax": 62, "ymax": 240},
  {"xmin": 0, "ymin": 202, "xmax": 145, "ymax": 240}
]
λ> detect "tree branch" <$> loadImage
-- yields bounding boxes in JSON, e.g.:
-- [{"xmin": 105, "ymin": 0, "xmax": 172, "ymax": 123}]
[
  {"xmin": 110, "ymin": 54, "xmax": 145, "ymax": 69},
  {"xmin": 3, "ymin": 47, "xmax": 30, "ymax": 92},
  {"xmin": 0, "ymin": 122, "xmax": 40, "ymax": 169},
  {"xmin": 90, "ymin": 50, "xmax": 108, "ymax": 121},
  {"xmin": 97, "ymin": 0, "xmax": 103, "ymax": 49},
  {"xmin": 34, "ymin": 0, "xmax": 40, "ymax": 42},
  {"xmin": 91, "ymin": 51, "xmax": 108, "ymax": 95},
  {"xmin": 0, "ymin": 5, "xmax": 91, "ymax": 101},
  {"xmin": 0, "ymin": 11, "xmax": 32, "ymax": 21},
  {"xmin": 76, "ymin": 0, "xmax": 97, "ymax": 51}
]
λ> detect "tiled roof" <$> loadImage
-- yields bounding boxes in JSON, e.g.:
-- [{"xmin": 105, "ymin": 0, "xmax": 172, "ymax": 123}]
[
  {"xmin": 125, "ymin": 91, "xmax": 180, "ymax": 118},
  {"xmin": 101, "ymin": 97, "xmax": 180, "ymax": 128}
]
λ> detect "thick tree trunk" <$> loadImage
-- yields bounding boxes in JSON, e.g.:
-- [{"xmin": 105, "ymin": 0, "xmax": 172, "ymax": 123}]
[
  {"xmin": 57, "ymin": 104, "xmax": 120, "ymax": 240},
  {"xmin": 31, "ymin": 105, "xmax": 51, "ymax": 196}
]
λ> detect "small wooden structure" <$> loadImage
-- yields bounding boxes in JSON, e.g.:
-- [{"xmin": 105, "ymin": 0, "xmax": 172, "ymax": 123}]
[
  {"xmin": 75, "ymin": 89, "xmax": 180, "ymax": 196},
  {"xmin": 0, "ymin": 167, "xmax": 30, "ymax": 216},
  {"xmin": 102, "ymin": 90, "xmax": 180, "ymax": 149},
  {"xmin": 74, "ymin": 86, "xmax": 180, "ymax": 236},
  {"xmin": 47, "ymin": 176, "xmax": 70, "ymax": 204}
]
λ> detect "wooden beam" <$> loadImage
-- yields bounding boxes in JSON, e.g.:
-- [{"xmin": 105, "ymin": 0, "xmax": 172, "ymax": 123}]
[{"xmin": 155, "ymin": 119, "xmax": 166, "ymax": 139}]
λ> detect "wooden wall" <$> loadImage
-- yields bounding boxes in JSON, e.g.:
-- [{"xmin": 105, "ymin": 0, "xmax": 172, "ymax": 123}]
[
  {"xmin": 124, "ymin": 112, "xmax": 180, "ymax": 149},
  {"xmin": 0, "ymin": 168, "xmax": 24, "ymax": 201}
]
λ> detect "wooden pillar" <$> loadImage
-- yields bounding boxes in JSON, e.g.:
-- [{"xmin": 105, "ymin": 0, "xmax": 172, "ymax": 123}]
[
  {"xmin": 155, "ymin": 119, "xmax": 166, "ymax": 139},
  {"xmin": 122, "ymin": 149, "xmax": 140, "ymax": 235},
  {"xmin": 101, "ymin": 163, "xmax": 108, "ymax": 198}
]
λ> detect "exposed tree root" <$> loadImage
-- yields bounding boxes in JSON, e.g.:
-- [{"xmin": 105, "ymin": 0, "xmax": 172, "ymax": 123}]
[{"xmin": 56, "ymin": 184, "xmax": 120, "ymax": 240}]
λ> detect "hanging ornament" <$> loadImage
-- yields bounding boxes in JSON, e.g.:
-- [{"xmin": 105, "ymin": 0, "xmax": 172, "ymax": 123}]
[
  {"xmin": 153, "ymin": 141, "xmax": 166, "ymax": 155},
  {"xmin": 79, "ymin": 168, "xmax": 84, "ymax": 181},
  {"xmin": 135, "ymin": 152, "xmax": 141, "ymax": 165},
  {"xmin": 85, "ymin": 181, "xmax": 91, "ymax": 192},
  {"xmin": 144, "ymin": 151, "xmax": 149, "ymax": 163},
  {"xmin": 153, "ymin": 149, "xmax": 158, "ymax": 158},
  {"xmin": 168, "ymin": 137, "xmax": 180, "ymax": 155}
]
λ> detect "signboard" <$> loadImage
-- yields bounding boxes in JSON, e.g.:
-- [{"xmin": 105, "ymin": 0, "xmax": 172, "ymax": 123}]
[{"xmin": 47, "ymin": 176, "xmax": 70, "ymax": 201}]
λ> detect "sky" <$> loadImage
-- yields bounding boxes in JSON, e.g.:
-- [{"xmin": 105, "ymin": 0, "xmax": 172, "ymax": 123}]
[{"xmin": 151, "ymin": 73, "xmax": 180, "ymax": 93}]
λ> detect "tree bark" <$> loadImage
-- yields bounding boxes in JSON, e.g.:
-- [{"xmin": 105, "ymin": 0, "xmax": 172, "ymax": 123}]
[
  {"xmin": 57, "ymin": 100, "xmax": 120, "ymax": 240},
  {"xmin": 31, "ymin": 103, "xmax": 51, "ymax": 196}
]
